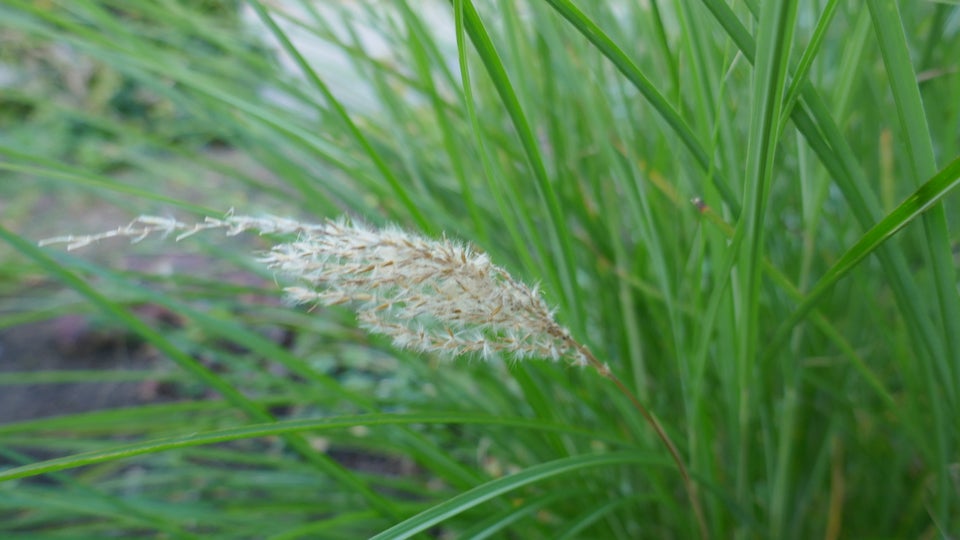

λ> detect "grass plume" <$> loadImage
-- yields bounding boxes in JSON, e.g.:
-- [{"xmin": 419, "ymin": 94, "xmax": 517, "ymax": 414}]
[
  {"xmin": 42, "ymin": 214, "xmax": 585, "ymax": 364},
  {"xmin": 41, "ymin": 212, "xmax": 707, "ymax": 538}
]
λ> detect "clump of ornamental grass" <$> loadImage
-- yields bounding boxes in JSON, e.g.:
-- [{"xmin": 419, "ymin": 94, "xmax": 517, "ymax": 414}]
[{"xmin": 41, "ymin": 213, "xmax": 706, "ymax": 538}]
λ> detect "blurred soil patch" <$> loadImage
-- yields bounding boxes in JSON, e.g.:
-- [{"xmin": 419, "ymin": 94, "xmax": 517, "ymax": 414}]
[
  {"xmin": 0, "ymin": 249, "xmax": 281, "ymax": 424},
  {"xmin": 0, "ymin": 315, "xmax": 176, "ymax": 424}
]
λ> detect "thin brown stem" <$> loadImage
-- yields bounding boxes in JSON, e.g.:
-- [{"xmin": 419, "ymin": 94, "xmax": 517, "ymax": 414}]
[{"xmin": 570, "ymin": 340, "xmax": 708, "ymax": 540}]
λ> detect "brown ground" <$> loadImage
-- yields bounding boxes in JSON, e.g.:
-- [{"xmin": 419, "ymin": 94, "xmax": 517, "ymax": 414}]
[{"xmin": 0, "ymin": 315, "xmax": 175, "ymax": 424}]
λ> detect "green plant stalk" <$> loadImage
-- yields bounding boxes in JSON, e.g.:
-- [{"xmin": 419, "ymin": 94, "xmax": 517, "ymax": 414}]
[
  {"xmin": 867, "ymin": 1, "xmax": 960, "ymax": 418},
  {"xmin": 735, "ymin": 1, "xmax": 797, "ymax": 532},
  {"xmin": 451, "ymin": 0, "xmax": 532, "ymax": 272},
  {"xmin": 542, "ymin": 0, "xmax": 741, "ymax": 214},
  {"xmin": 457, "ymin": 0, "xmax": 583, "ymax": 329},
  {"xmin": 699, "ymin": 0, "xmax": 944, "ymax": 366},
  {"xmin": 0, "ymin": 411, "xmax": 623, "ymax": 483},
  {"xmin": 777, "ymin": 0, "xmax": 842, "ymax": 135},
  {"xmin": 451, "ymin": 1, "xmax": 576, "ymax": 464}
]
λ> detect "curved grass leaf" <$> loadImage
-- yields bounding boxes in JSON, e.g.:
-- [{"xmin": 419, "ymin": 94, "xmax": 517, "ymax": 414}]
[
  {"xmin": 778, "ymin": 0, "xmax": 841, "ymax": 132},
  {"xmin": 0, "ymin": 412, "xmax": 622, "ymax": 483},
  {"xmin": 763, "ymin": 154, "xmax": 960, "ymax": 361},
  {"xmin": 735, "ymin": 1, "xmax": 798, "ymax": 530},
  {"xmin": 369, "ymin": 451, "xmax": 666, "ymax": 540},
  {"xmin": 0, "ymin": 148, "xmax": 215, "ymax": 215},
  {"xmin": 867, "ymin": 0, "xmax": 960, "ymax": 405},
  {"xmin": 454, "ymin": 491, "xmax": 567, "ymax": 539}
]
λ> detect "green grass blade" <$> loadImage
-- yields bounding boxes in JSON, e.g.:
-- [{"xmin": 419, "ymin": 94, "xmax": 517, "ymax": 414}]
[
  {"xmin": 734, "ymin": 1, "xmax": 798, "ymax": 532},
  {"xmin": 397, "ymin": 3, "xmax": 487, "ymax": 243},
  {"xmin": 0, "ymin": 412, "xmax": 619, "ymax": 483},
  {"xmin": 778, "ymin": 0, "xmax": 842, "ymax": 132},
  {"xmin": 554, "ymin": 493, "xmax": 647, "ymax": 540},
  {"xmin": 455, "ymin": 492, "xmax": 567, "ymax": 539},
  {"xmin": 867, "ymin": 0, "xmax": 960, "ymax": 399},
  {"xmin": 368, "ymin": 452, "xmax": 667, "ymax": 540},
  {"xmin": 763, "ymin": 154, "xmax": 960, "ymax": 360},
  {"xmin": 541, "ymin": 0, "xmax": 740, "ymax": 214},
  {"xmin": 457, "ymin": 0, "xmax": 581, "ymax": 323}
]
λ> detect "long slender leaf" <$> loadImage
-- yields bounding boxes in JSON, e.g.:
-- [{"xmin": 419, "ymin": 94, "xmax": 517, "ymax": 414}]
[
  {"xmin": 541, "ymin": 0, "xmax": 740, "ymax": 214},
  {"xmin": 0, "ymin": 412, "xmax": 620, "ymax": 483},
  {"xmin": 764, "ymin": 154, "xmax": 960, "ymax": 360},
  {"xmin": 369, "ymin": 452, "xmax": 666, "ymax": 540}
]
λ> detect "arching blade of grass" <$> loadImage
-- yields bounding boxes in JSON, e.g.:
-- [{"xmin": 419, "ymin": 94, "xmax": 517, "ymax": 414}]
[
  {"xmin": 448, "ymin": 3, "xmax": 598, "ymax": 474},
  {"xmin": 0, "ymin": 412, "xmax": 619, "ymax": 483},
  {"xmin": 450, "ymin": 0, "xmax": 540, "ymax": 287},
  {"xmin": 0, "ymin": 148, "xmax": 215, "ymax": 215},
  {"xmin": 265, "ymin": 510, "xmax": 382, "ymax": 540},
  {"xmin": 868, "ymin": 2, "xmax": 960, "ymax": 526},
  {"xmin": 0, "ymin": 400, "xmax": 265, "ymax": 438},
  {"xmin": 395, "ymin": 2, "xmax": 488, "ymax": 243},
  {"xmin": 368, "ymin": 452, "xmax": 668, "ymax": 540},
  {"xmin": 867, "ymin": 0, "xmax": 960, "ymax": 396},
  {"xmin": 0, "ymin": 370, "xmax": 180, "ymax": 385},
  {"xmin": 553, "ymin": 493, "xmax": 651, "ymax": 540},
  {"xmin": 455, "ymin": 491, "xmax": 568, "ymax": 539},
  {"xmin": 453, "ymin": 1, "xmax": 524, "ymax": 262},
  {"xmin": 763, "ymin": 154, "xmax": 960, "ymax": 362}
]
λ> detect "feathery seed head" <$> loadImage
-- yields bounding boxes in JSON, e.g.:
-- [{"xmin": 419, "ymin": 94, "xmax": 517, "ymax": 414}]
[{"xmin": 41, "ymin": 214, "xmax": 586, "ymax": 365}]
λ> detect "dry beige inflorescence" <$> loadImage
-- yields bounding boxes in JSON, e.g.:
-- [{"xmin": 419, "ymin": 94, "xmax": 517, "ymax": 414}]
[{"xmin": 40, "ymin": 214, "xmax": 589, "ymax": 366}]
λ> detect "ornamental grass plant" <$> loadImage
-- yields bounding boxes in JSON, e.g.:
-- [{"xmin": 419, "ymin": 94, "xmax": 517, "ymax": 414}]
[{"xmin": 2, "ymin": 1, "xmax": 960, "ymax": 539}]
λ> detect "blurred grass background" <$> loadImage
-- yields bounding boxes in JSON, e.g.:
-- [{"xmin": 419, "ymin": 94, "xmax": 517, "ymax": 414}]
[{"xmin": 1, "ymin": 0, "xmax": 960, "ymax": 538}]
